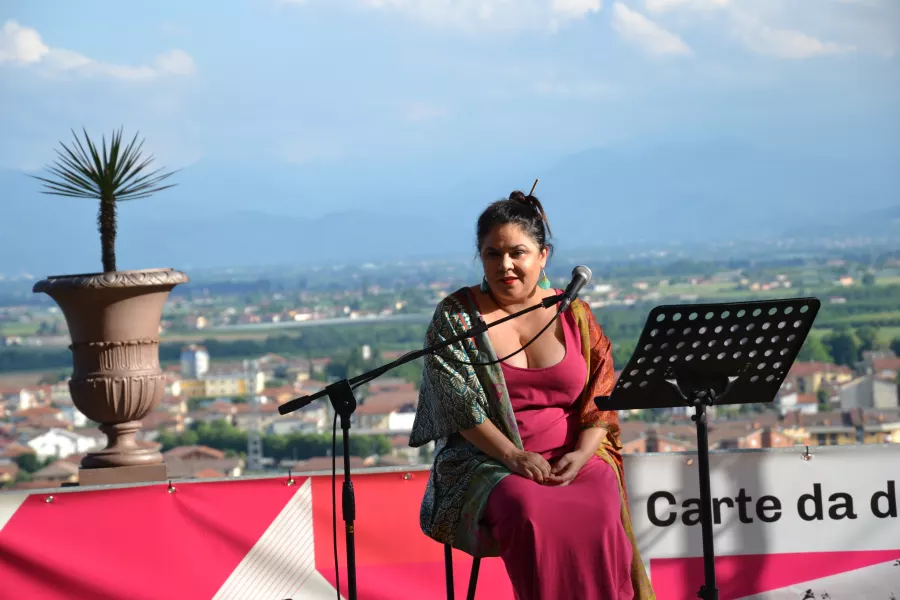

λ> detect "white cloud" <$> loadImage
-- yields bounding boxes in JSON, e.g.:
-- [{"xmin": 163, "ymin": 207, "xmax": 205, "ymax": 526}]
[
  {"xmin": 283, "ymin": 0, "xmax": 603, "ymax": 32},
  {"xmin": 612, "ymin": 3, "xmax": 692, "ymax": 56},
  {"xmin": 553, "ymin": 0, "xmax": 603, "ymax": 19},
  {"xmin": 642, "ymin": 0, "xmax": 865, "ymax": 59},
  {"xmin": 814, "ymin": 0, "xmax": 896, "ymax": 57},
  {"xmin": 645, "ymin": 0, "xmax": 728, "ymax": 13},
  {"xmin": 404, "ymin": 102, "xmax": 449, "ymax": 122},
  {"xmin": 731, "ymin": 13, "xmax": 856, "ymax": 59},
  {"xmin": 0, "ymin": 20, "xmax": 196, "ymax": 80},
  {"xmin": 154, "ymin": 49, "xmax": 196, "ymax": 76},
  {"xmin": 0, "ymin": 20, "xmax": 49, "ymax": 64}
]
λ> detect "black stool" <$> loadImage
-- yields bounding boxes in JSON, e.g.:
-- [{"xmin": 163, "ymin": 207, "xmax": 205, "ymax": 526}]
[{"xmin": 444, "ymin": 544, "xmax": 481, "ymax": 600}]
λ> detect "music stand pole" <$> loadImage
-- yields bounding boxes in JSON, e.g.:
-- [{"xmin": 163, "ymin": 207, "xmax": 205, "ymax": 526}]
[
  {"xmin": 694, "ymin": 396, "xmax": 716, "ymax": 600},
  {"xmin": 279, "ymin": 290, "xmax": 569, "ymax": 600},
  {"xmin": 680, "ymin": 387, "xmax": 719, "ymax": 599},
  {"xmin": 600, "ymin": 297, "xmax": 821, "ymax": 600}
]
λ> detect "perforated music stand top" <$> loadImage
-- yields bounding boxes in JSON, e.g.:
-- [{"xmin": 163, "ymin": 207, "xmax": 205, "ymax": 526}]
[{"xmin": 602, "ymin": 297, "xmax": 820, "ymax": 411}]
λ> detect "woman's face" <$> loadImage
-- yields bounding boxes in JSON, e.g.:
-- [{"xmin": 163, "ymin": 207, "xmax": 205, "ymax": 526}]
[{"xmin": 480, "ymin": 223, "xmax": 548, "ymax": 304}]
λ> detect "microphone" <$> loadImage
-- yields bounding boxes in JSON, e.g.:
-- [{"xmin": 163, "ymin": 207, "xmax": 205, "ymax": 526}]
[{"xmin": 557, "ymin": 265, "xmax": 592, "ymax": 313}]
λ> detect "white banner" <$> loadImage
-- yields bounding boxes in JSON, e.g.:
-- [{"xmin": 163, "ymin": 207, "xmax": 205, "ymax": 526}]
[{"xmin": 624, "ymin": 444, "xmax": 900, "ymax": 599}]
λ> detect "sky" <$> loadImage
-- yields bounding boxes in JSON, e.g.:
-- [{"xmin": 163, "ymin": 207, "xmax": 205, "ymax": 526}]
[
  {"xmin": 1, "ymin": 0, "xmax": 897, "ymax": 180},
  {"xmin": 0, "ymin": 0, "xmax": 898, "ymax": 275}
]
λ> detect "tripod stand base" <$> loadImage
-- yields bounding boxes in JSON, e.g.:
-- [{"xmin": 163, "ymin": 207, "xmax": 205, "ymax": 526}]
[{"xmin": 698, "ymin": 585, "xmax": 719, "ymax": 600}]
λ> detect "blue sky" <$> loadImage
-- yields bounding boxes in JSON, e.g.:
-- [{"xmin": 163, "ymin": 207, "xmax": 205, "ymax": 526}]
[{"xmin": 1, "ymin": 0, "xmax": 897, "ymax": 183}]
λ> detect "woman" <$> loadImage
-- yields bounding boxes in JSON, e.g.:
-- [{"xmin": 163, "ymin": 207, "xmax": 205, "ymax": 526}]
[{"xmin": 409, "ymin": 191, "xmax": 655, "ymax": 600}]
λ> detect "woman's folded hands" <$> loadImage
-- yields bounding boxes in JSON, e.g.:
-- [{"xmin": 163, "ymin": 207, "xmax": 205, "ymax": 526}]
[{"xmin": 501, "ymin": 448, "xmax": 591, "ymax": 486}]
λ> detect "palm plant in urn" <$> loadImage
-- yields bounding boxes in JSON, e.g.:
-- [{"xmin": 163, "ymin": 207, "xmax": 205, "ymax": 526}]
[{"xmin": 31, "ymin": 128, "xmax": 188, "ymax": 484}]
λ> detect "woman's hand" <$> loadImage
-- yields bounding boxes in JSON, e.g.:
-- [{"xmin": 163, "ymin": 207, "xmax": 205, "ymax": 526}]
[
  {"xmin": 547, "ymin": 449, "xmax": 591, "ymax": 486},
  {"xmin": 502, "ymin": 450, "xmax": 553, "ymax": 483}
]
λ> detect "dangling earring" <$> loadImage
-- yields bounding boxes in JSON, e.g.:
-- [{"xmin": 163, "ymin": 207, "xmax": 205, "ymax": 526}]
[
  {"xmin": 538, "ymin": 268, "xmax": 551, "ymax": 289},
  {"xmin": 480, "ymin": 275, "xmax": 490, "ymax": 293}
]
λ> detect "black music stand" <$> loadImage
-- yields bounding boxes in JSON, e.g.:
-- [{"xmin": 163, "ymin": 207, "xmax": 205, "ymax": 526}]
[{"xmin": 600, "ymin": 297, "xmax": 820, "ymax": 600}]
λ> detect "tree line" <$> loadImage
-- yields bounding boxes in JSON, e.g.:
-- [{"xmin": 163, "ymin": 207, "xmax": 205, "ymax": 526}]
[
  {"xmin": 4, "ymin": 293, "xmax": 900, "ymax": 374},
  {"xmin": 0, "ymin": 323, "xmax": 427, "ymax": 373},
  {"xmin": 802, "ymin": 326, "xmax": 900, "ymax": 367},
  {"xmin": 157, "ymin": 419, "xmax": 391, "ymax": 462}
]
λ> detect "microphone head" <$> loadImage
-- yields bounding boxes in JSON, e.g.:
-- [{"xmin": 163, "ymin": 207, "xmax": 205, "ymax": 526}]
[{"xmin": 572, "ymin": 265, "xmax": 592, "ymax": 285}]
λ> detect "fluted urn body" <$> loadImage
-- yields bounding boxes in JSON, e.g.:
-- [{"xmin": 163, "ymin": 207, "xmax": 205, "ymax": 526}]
[{"xmin": 33, "ymin": 268, "xmax": 189, "ymax": 469}]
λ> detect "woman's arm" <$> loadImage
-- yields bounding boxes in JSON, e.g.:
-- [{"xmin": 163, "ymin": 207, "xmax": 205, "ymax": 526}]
[
  {"xmin": 460, "ymin": 420, "xmax": 552, "ymax": 483},
  {"xmin": 573, "ymin": 426, "xmax": 608, "ymax": 457}
]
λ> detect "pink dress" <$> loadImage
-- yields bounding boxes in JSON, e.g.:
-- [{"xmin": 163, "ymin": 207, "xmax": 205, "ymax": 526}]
[{"xmin": 482, "ymin": 309, "xmax": 635, "ymax": 600}]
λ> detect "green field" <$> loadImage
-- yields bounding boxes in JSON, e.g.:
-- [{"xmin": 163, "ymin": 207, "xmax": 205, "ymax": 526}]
[
  {"xmin": 0, "ymin": 322, "xmax": 41, "ymax": 336},
  {"xmin": 162, "ymin": 330, "xmax": 303, "ymax": 343},
  {"xmin": 659, "ymin": 281, "xmax": 806, "ymax": 303},
  {"xmin": 811, "ymin": 326, "xmax": 900, "ymax": 344},
  {"xmin": 826, "ymin": 311, "xmax": 900, "ymax": 326},
  {"xmin": 657, "ymin": 282, "xmax": 743, "ymax": 296}
]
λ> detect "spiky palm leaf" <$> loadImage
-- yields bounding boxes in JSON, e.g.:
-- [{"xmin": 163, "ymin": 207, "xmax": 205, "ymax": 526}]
[{"xmin": 31, "ymin": 127, "xmax": 178, "ymax": 273}]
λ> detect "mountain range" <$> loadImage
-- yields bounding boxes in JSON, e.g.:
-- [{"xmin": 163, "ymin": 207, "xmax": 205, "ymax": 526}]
[{"xmin": 1, "ymin": 138, "xmax": 897, "ymax": 276}]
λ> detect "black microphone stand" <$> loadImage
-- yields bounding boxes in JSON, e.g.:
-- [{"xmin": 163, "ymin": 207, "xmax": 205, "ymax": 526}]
[{"xmin": 278, "ymin": 290, "xmax": 568, "ymax": 600}]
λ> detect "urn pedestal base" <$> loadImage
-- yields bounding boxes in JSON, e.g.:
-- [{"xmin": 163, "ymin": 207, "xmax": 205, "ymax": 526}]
[
  {"xmin": 81, "ymin": 420, "xmax": 164, "ymax": 469},
  {"xmin": 78, "ymin": 463, "xmax": 169, "ymax": 487}
]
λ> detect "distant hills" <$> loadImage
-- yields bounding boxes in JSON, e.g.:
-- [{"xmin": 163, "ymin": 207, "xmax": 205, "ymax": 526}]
[
  {"xmin": 783, "ymin": 205, "xmax": 900, "ymax": 239},
  {"xmin": 1, "ymin": 137, "xmax": 897, "ymax": 275}
]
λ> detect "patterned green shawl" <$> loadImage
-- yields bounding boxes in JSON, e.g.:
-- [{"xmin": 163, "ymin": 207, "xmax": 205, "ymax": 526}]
[{"xmin": 408, "ymin": 286, "xmax": 517, "ymax": 556}]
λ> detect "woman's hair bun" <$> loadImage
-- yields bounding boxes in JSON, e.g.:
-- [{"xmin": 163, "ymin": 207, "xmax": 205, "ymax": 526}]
[
  {"xmin": 507, "ymin": 189, "xmax": 551, "ymax": 237},
  {"xmin": 509, "ymin": 190, "xmax": 540, "ymax": 211}
]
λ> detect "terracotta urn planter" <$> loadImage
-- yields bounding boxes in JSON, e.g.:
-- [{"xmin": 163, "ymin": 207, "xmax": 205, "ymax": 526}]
[{"xmin": 34, "ymin": 268, "xmax": 188, "ymax": 483}]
